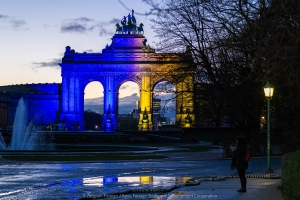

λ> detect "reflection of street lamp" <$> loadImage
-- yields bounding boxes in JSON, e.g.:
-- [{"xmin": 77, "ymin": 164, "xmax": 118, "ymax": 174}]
[
  {"xmin": 264, "ymin": 81, "xmax": 274, "ymax": 173},
  {"xmin": 260, "ymin": 116, "xmax": 265, "ymax": 129}
]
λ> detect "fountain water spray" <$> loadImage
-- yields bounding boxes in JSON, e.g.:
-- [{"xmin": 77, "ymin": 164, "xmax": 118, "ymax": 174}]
[{"xmin": 0, "ymin": 97, "xmax": 53, "ymax": 150}]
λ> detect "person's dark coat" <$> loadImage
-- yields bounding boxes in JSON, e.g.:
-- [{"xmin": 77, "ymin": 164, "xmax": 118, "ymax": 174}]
[{"xmin": 231, "ymin": 137, "xmax": 248, "ymax": 170}]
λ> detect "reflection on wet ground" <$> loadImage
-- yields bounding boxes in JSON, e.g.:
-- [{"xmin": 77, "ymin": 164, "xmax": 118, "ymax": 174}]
[
  {"xmin": 83, "ymin": 175, "xmax": 192, "ymax": 187},
  {"xmin": 0, "ymin": 148, "xmax": 282, "ymax": 200},
  {"xmin": 0, "ymin": 174, "xmax": 190, "ymax": 200},
  {"xmin": 0, "ymin": 159, "xmax": 199, "ymax": 199}
]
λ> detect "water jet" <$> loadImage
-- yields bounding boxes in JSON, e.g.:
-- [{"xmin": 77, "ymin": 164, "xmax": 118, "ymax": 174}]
[{"xmin": 0, "ymin": 97, "xmax": 53, "ymax": 150}]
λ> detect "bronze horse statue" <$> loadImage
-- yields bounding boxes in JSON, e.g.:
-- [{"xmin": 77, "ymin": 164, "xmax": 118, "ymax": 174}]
[
  {"xmin": 115, "ymin": 23, "xmax": 122, "ymax": 33},
  {"xmin": 137, "ymin": 23, "xmax": 144, "ymax": 34}
]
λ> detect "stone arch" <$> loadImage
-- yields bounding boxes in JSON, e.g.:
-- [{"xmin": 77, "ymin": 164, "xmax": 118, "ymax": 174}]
[
  {"xmin": 115, "ymin": 75, "xmax": 142, "ymax": 92},
  {"xmin": 74, "ymin": 77, "xmax": 105, "ymax": 131},
  {"xmin": 59, "ymin": 33, "xmax": 195, "ymax": 131}
]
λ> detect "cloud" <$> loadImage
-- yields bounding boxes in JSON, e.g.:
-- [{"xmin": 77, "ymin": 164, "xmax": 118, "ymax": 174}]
[
  {"xmin": 121, "ymin": 93, "xmax": 139, "ymax": 104},
  {"xmin": 109, "ymin": 18, "xmax": 120, "ymax": 24},
  {"xmin": 93, "ymin": 21, "xmax": 114, "ymax": 36},
  {"xmin": 99, "ymin": 28, "xmax": 114, "ymax": 36},
  {"xmin": 11, "ymin": 19, "xmax": 26, "ymax": 29},
  {"xmin": 61, "ymin": 22, "xmax": 86, "ymax": 33},
  {"xmin": 85, "ymin": 97, "xmax": 104, "ymax": 105},
  {"xmin": 75, "ymin": 17, "xmax": 93, "ymax": 22},
  {"xmin": 60, "ymin": 17, "xmax": 94, "ymax": 33},
  {"xmin": 120, "ymin": 84, "xmax": 130, "ymax": 90},
  {"xmin": 60, "ymin": 17, "xmax": 115, "ymax": 36},
  {"xmin": 0, "ymin": 14, "xmax": 27, "ymax": 30},
  {"xmin": 99, "ymin": 27, "xmax": 109, "ymax": 36},
  {"xmin": 32, "ymin": 58, "xmax": 61, "ymax": 69},
  {"xmin": 0, "ymin": 14, "xmax": 8, "ymax": 19},
  {"xmin": 120, "ymin": 84, "xmax": 139, "ymax": 94},
  {"xmin": 130, "ymin": 86, "xmax": 139, "ymax": 91}
]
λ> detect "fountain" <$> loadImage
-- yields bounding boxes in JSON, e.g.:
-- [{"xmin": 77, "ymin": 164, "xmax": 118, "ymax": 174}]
[{"xmin": 0, "ymin": 97, "xmax": 53, "ymax": 150}]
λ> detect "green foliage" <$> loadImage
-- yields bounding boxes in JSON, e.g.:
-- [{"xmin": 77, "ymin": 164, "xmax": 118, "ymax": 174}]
[{"xmin": 282, "ymin": 151, "xmax": 300, "ymax": 199}]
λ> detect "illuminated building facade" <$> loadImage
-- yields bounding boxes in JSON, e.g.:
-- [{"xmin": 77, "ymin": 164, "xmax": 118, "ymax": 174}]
[
  {"xmin": 0, "ymin": 92, "xmax": 9, "ymax": 127},
  {"xmin": 59, "ymin": 11, "xmax": 195, "ymax": 131},
  {"xmin": 0, "ymin": 83, "xmax": 61, "ymax": 127},
  {"xmin": 152, "ymin": 98, "xmax": 161, "ymax": 130}
]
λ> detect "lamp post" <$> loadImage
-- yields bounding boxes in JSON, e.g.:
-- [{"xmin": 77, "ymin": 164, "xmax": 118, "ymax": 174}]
[{"xmin": 263, "ymin": 81, "xmax": 274, "ymax": 173}]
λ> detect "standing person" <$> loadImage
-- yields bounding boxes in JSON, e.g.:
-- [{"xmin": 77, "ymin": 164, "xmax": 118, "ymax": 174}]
[{"xmin": 231, "ymin": 136, "xmax": 248, "ymax": 192}]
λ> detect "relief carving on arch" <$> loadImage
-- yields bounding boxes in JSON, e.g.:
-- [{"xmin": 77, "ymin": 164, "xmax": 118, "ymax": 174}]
[
  {"xmin": 115, "ymin": 73, "xmax": 142, "ymax": 89},
  {"xmin": 150, "ymin": 73, "xmax": 176, "ymax": 88},
  {"xmin": 77, "ymin": 73, "xmax": 106, "ymax": 91}
]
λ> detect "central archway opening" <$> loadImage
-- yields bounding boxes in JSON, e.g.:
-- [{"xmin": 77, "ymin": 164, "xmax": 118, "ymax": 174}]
[
  {"xmin": 84, "ymin": 81, "xmax": 104, "ymax": 131},
  {"xmin": 118, "ymin": 81, "xmax": 139, "ymax": 130}
]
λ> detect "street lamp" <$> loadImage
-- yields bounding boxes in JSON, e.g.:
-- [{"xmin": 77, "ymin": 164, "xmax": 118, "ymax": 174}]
[{"xmin": 263, "ymin": 81, "xmax": 274, "ymax": 173}]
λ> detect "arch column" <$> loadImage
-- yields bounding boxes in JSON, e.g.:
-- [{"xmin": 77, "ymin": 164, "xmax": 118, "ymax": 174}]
[
  {"xmin": 75, "ymin": 77, "xmax": 84, "ymax": 131},
  {"xmin": 138, "ymin": 74, "xmax": 153, "ymax": 130},
  {"xmin": 102, "ymin": 75, "xmax": 117, "ymax": 131},
  {"xmin": 60, "ymin": 73, "xmax": 83, "ymax": 131},
  {"xmin": 176, "ymin": 76, "xmax": 195, "ymax": 128},
  {"xmin": 61, "ymin": 74, "xmax": 69, "ymax": 114}
]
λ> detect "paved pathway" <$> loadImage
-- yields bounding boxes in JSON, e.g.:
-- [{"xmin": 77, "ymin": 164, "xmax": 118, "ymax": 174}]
[{"xmin": 0, "ymin": 146, "xmax": 283, "ymax": 200}]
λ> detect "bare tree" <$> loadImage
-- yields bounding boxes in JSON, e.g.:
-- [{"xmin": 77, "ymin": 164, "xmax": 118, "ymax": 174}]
[
  {"xmin": 212, "ymin": 0, "xmax": 300, "ymax": 151},
  {"xmin": 143, "ymin": 0, "xmax": 300, "ymax": 151},
  {"xmin": 143, "ymin": 0, "xmax": 256, "ymax": 145}
]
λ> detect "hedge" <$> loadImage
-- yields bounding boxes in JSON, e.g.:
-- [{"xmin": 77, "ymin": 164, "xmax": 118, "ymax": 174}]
[{"xmin": 282, "ymin": 151, "xmax": 300, "ymax": 200}]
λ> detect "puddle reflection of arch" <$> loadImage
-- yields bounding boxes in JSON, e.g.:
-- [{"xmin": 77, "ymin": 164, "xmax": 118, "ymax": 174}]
[{"xmin": 82, "ymin": 176, "xmax": 192, "ymax": 187}]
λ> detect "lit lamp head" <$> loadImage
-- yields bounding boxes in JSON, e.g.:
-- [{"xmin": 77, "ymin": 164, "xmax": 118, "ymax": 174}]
[{"xmin": 264, "ymin": 81, "xmax": 274, "ymax": 100}]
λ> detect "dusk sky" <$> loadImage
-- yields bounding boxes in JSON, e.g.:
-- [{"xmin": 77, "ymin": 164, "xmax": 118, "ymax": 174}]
[{"xmin": 0, "ymin": 0, "xmax": 158, "ymax": 99}]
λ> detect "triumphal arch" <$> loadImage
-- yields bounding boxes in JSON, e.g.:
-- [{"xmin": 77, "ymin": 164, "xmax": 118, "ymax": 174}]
[{"xmin": 59, "ymin": 11, "xmax": 195, "ymax": 131}]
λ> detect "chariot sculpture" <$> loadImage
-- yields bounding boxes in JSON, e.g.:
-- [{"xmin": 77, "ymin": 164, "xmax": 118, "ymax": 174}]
[{"xmin": 115, "ymin": 9, "xmax": 144, "ymax": 34}]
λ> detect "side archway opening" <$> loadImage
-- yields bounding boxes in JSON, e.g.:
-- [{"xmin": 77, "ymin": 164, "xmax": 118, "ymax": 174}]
[
  {"xmin": 153, "ymin": 80, "xmax": 176, "ymax": 130},
  {"xmin": 84, "ymin": 81, "xmax": 104, "ymax": 131},
  {"xmin": 117, "ymin": 81, "xmax": 140, "ymax": 130}
]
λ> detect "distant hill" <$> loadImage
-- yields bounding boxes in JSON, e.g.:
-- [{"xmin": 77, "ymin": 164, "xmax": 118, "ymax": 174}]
[
  {"xmin": 84, "ymin": 93, "xmax": 139, "ymax": 114},
  {"xmin": 84, "ymin": 93, "xmax": 176, "ymax": 120}
]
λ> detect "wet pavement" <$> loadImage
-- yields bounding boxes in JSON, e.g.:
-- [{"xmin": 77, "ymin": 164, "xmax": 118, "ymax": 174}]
[{"xmin": 0, "ymin": 146, "xmax": 283, "ymax": 200}]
